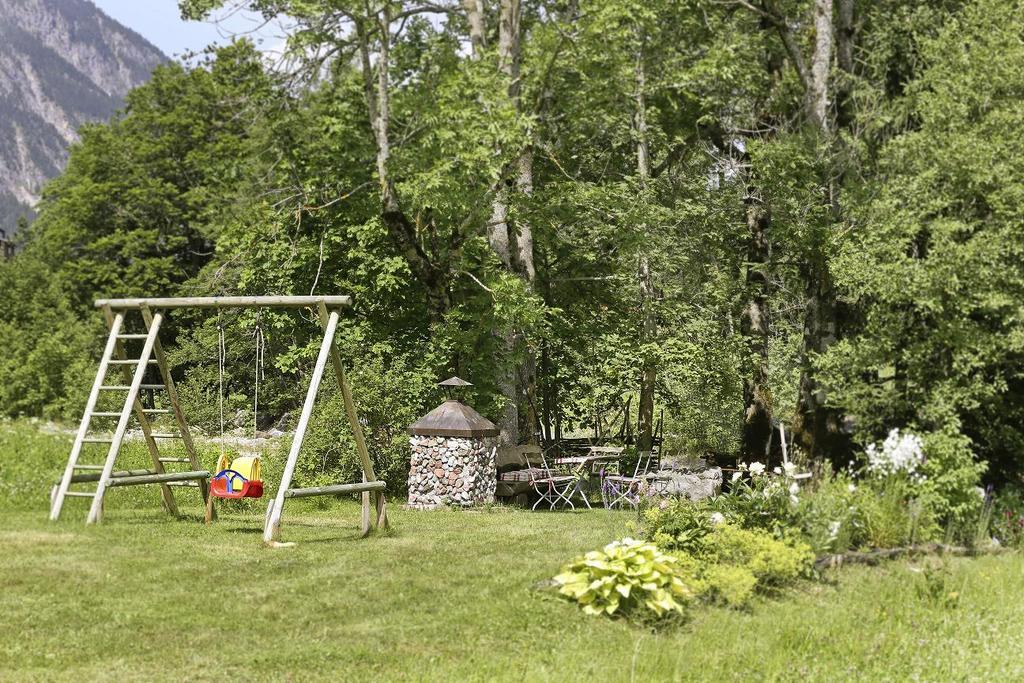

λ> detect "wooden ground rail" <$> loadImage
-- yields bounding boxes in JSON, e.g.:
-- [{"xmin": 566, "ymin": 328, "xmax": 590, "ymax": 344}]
[
  {"xmin": 285, "ymin": 481, "xmax": 386, "ymax": 499},
  {"xmin": 51, "ymin": 295, "xmax": 388, "ymax": 544}
]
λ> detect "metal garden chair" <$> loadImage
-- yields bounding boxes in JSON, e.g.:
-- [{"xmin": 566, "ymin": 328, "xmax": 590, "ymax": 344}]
[
  {"xmin": 601, "ymin": 451, "xmax": 655, "ymax": 509},
  {"xmin": 523, "ymin": 445, "xmax": 579, "ymax": 510}
]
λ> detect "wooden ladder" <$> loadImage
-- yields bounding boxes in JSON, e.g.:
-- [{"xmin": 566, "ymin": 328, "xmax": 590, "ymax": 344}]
[{"xmin": 49, "ymin": 306, "xmax": 212, "ymax": 523}]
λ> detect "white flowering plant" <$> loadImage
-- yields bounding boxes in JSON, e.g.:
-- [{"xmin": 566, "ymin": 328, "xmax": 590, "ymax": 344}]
[
  {"xmin": 864, "ymin": 428, "xmax": 925, "ymax": 479},
  {"xmin": 720, "ymin": 460, "xmax": 804, "ymax": 533}
]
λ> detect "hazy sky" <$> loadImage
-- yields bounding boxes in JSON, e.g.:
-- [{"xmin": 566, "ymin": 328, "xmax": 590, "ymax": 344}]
[{"xmin": 90, "ymin": 1, "xmax": 287, "ymax": 59}]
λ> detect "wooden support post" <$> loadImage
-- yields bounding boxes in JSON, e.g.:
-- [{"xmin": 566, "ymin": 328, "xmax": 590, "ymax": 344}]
[
  {"xmin": 140, "ymin": 305, "xmax": 215, "ymax": 521},
  {"xmin": 316, "ymin": 301, "xmax": 389, "ymax": 532},
  {"xmin": 263, "ymin": 310, "xmax": 340, "ymax": 544}
]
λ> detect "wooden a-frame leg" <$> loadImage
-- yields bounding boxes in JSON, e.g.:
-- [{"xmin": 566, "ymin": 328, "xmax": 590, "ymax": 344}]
[
  {"xmin": 102, "ymin": 305, "xmax": 179, "ymax": 516},
  {"xmin": 316, "ymin": 303, "xmax": 388, "ymax": 534},
  {"xmin": 263, "ymin": 310, "xmax": 339, "ymax": 545},
  {"xmin": 361, "ymin": 490, "xmax": 371, "ymax": 537},
  {"xmin": 140, "ymin": 305, "xmax": 215, "ymax": 522}
]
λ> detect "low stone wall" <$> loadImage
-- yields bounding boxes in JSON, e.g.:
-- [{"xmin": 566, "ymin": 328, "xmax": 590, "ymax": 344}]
[{"xmin": 408, "ymin": 435, "xmax": 496, "ymax": 508}]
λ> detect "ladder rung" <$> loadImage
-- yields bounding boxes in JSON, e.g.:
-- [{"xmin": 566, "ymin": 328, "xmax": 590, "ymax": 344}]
[
  {"xmin": 143, "ymin": 409, "xmax": 170, "ymax": 415},
  {"xmin": 73, "ymin": 464, "xmax": 106, "ymax": 470},
  {"xmin": 90, "ymin": 412, "xmax": 122, "ymax": 417},
  {"xmin": 82, "ymin": 437, "xmax": 113, "ymax": 444},
  {"xmin": 65, "ymin": 491, "xmax": 97, "ymax": 498},
  {"xmin": 150, "ymin": 433, "xmax": 182, "ymax": 439},
  {"xmin": 99, "ymin": 384, "xmax": 166, "ymax": 391},
  {"xmin": 108, "ymin": 359, "xmax": 157, "ymax": 365},
  {"xmin": 158, "ymin": 457, "xmax": 190, "ymax": 463},
  {"xmin": 117, "ymin": 334, "xmax": 150, "ymax": 339}
]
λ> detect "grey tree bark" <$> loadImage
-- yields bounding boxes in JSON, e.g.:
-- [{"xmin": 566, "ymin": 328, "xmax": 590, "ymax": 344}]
[
  {"xmin": 634, "ymin": 41, "xmax": 657, "ymax": 453},
  {"xmin": 741, "ymin": 186, "xmax": 773, "ymax": 461},
  {"xmin": 808, "ymin": 0, "xmax": 833, "ymax": 133},
  {"xmin": 483, "ymin": 0, "xmax": 539, "ymax": 446},
  {"xmin": 357, "ymin": 8, "xmax": 451, "ymax": 320}
]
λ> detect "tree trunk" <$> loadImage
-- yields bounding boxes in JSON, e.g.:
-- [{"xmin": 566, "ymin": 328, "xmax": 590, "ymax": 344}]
[
  {"xmin": 807, "ymin": 0, "xmax": 833, "ymax": 133},
  {"xmin": 792, "ymin": 256, "xmax": 842, "ymax": 460},
  {"xmin": 463, "ymin": 0, "xmax": 486, "ymax": 57},
  {"xmin": 634, "ymin": 40, "xmax": 656, "ymax": 454},
  {"xmin": 741, "ymin": 189, "xmax": 773, "ymax": 461},
  {"xmin": 786, "ymin": 0, "xmax": 848, "ymax": 463},
  {"xmin": 487, "ymin": 0, "xmax": 539, "ymax": 445},
  {"xmin": 358, "ymin": 11, "xmax": 450, "ymax": 320}
]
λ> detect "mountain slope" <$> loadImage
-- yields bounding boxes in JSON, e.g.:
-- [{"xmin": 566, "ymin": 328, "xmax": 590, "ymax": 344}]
[{"xmin": 0, "ymin": 0, "xmax": 165, "ymax": 233}]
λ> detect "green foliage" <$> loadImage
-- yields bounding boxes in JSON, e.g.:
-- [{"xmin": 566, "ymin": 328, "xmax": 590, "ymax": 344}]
[
  {"xmin": 699, "ymin": 563, "xmax": 759, "ymax": 609},
  {"xmin": 917, "ymin": 424, "xmax": 986, "ymax": 528},
  {"xmin": 825, "ymin": 0, "xmax": 1024, "ymax": 483},
  {"xmin": 791, "ymin": 472, "xmax": 863, "ymax": 555},
  {"xmin": 553, "ymin": 538, "xmax": 692, "ymax": 618},
  {"xmin": 4, "ymin": 0, "xmax": 1022, "ymax": 502},
  {"xmin": 697, "ymin": 524, "xmax": 814, "ymax": 588},
  {"xmin": 857, "ymin": 479, "xmax": 937, "ymax": 549},
  {"xmin": 644, "ymin": 501, "xmax": 813, "ymax": 608},
  {"xmin": 991, "ymin": 486, "xmax": 1024, "ymax": 548}
]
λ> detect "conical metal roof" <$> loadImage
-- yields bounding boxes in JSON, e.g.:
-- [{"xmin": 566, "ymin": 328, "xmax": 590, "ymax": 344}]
[
  {"xmin": 438, "ymin": 376, "xmax": 473, "ymax": 387},
  {"xmin": 408, "ymin": 399, "xmax": 499, "ymax": 437}
]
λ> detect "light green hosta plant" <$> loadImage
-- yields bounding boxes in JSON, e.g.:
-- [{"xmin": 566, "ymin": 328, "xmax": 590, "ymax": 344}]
[{"xmin": 553, "ymin": 538, "xmax": 691, "ymax": 617}]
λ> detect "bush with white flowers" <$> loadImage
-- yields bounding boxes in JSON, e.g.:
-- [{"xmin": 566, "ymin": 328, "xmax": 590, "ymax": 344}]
[{"xmin": 865, "ymin": 428, "xmax": 925, "ymax": 478}]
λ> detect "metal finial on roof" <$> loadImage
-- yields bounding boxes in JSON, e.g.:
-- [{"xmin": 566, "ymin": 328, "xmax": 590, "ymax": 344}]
[{"xmin": 438, "ymin": 376, "xmax": 472, "ymax": 387}]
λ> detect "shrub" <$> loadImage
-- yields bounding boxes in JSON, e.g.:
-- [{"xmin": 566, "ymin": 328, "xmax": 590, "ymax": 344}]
[
  {"xmin": 701, "ymin": 564, "xmax": 758, "ymax": 608},
  {"xmin": 917, "ymin": 425, "xmax": 986, "ymax": 530},
  {"xmin": 643, "ymin": 498, "xmax": 717, "ymax": 554},
  {"xmin": 716, "ymin": 462, "xmax": 802, "ymax": 533},
  {"xmin": 991, "ymin": 486, "xmax": 1024, "ymax": 548},
  {"xmin": 552, "ymin": 538, "xmax": 692, "ymax": 618},
  {"xmin": 858, "ymin": 478, "xmax": 938, "ymax": 548},
  {"xmin": 644, "ymin": 502, "xmax": 813, "ymax": 609},
  {"xmin": 792, "ymin": 472, "xmax": 864, "ymax": 555},
  {"xmin": 698, "ymin": 524, "xmax": 814, "ymax": 587}
]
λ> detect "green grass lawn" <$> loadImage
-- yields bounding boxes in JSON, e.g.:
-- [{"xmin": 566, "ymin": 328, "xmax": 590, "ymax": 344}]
[{"xmin": 2, "ymin": 422, "xmax": 1024, "ymax": 681}]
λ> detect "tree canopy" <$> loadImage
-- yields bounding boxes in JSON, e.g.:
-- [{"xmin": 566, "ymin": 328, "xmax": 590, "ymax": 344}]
[{"xmin": 2, "ymin": 0, "xmax": 1022, "ymax": 492}]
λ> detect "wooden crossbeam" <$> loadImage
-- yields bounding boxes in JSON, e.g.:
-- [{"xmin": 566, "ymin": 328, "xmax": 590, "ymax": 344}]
[
  {"xmin": 95, "ymin": 296, "xmax": 351, "ymax": 310},
  {"xmin": 106, "ymin": 471, "xmax": 210, "ymax": 487},
  {"xmin": 285, "ymin": 481, "xmax": 386, "ymax": 499}
]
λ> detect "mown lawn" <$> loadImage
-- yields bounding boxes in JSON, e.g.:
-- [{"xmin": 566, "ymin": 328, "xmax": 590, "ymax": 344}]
[{"xmin": 2, "ymin": 422, "xmax": 1023, "ymax": 681}]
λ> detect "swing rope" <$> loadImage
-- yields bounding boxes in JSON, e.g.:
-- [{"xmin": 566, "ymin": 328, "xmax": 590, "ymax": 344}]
[
  {"xmin": 253, "ymin": 324, "xmax": 264, "ymax": 437},
  {"xmin": 218, "ymin": 323, "xmax": 226, "ymax": 463}
]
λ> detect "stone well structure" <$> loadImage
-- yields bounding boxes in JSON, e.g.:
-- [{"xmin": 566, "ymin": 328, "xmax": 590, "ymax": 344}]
[{"xmin": 407, "ymin": 378, "xmax": 500, "ymax": 509}]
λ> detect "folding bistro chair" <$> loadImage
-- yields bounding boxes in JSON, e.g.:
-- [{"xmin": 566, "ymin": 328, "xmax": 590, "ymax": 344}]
[
  {"xmin": 523, "ymin": 445, "xmax": 578, "ymax": 510},
  {"xmin": 601, "ymin": 451, "xmax": 654, "ymax": 509}
]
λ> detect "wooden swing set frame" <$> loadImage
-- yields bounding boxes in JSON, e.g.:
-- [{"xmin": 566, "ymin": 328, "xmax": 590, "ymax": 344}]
[{"xmin": 49, "ymin": 295, "xmax": 388, "ymax": 544}]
